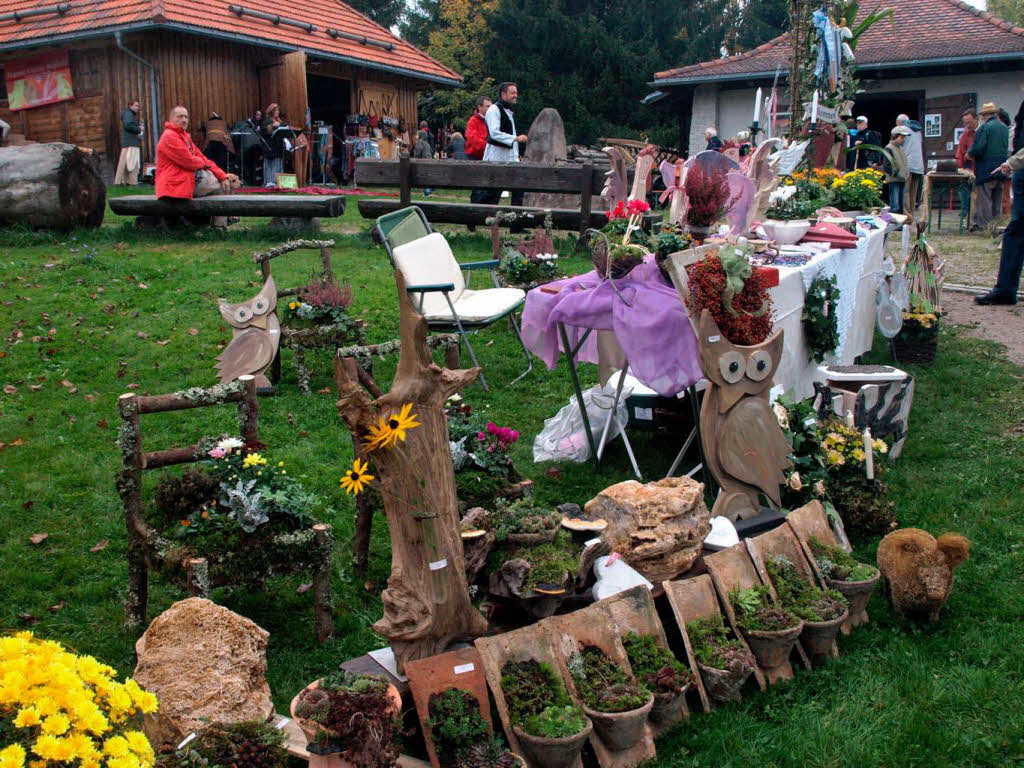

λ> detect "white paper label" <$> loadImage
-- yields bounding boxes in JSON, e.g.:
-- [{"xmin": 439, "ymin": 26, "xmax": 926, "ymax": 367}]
[
  {"xmin": 429, "ymin": 559, "xmax": 448, "ymax": 571},
  {"xmin": 177, "ymin": 733, "xmax": 197, "ymax": 750},
  {"xmin": 708, "ymin": 335, "xmax": 721, "ymax": 343},
  {"xmin": 275, "ymin": 718, "xmax": 290, "ymax": 730},
  {"xmin": 634, "ymin": 407, "xmax": 653, "ymax": 421},
  {"xmin": 453, "ymin": 663, "xmax": 475, "ymax": 675}
]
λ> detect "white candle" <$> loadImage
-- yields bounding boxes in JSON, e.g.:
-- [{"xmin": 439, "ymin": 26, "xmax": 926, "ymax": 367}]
[
  {"xmin": 753, "ymin": 88, "xmax": 762, "ymax": 124},
  {"xmin": 864, "ymin": 427, "xmax": 875, "ymax": 480},
  {"xmin": 811, "ymin": 90, "xmax": 819, "ymax": 125},
  {"xmin": 845, "ymin": 409, "xmax": 855, "ymax": 428}
]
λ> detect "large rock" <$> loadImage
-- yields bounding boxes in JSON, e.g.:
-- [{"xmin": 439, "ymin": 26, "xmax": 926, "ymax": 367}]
[
  {"xmin": 585, "ymin": 477, "xmax": 711, "ymax": 583},
  {"xmin": 133, "ymin": 598, "xmax": 274, "ymax": 749}
]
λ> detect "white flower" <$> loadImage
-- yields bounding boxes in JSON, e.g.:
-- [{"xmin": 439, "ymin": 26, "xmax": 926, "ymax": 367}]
[
  {"xmin": 814, "ymin": 480, "xmax": 826, "ymax": 497},
  {"xmin": 772, "ymin": 402, "xmax": 789, "ymax": 429},
  {"xmin": 216, "ymin": 437, "xmax": 244, "ymax": 454},
  {"xmin": 536, "ymin": 253, "xmax": 559, "ymax": 262},
  {"xmin": 787, "ymin": 472, "xmax": 803, "ymax": 491}
]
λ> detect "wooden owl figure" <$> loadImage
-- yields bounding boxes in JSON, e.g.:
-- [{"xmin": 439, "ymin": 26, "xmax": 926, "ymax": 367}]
[
  {"xmin": 697, "ymin": 309, "xmax": 792, "ymax": 521},
  {"xmin": 215, "ymin": 276, "xmax": 280, "ymax": 389}
]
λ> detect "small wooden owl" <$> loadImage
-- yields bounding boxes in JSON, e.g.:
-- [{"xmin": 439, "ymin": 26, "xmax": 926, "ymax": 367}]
[
  {"xmin": 215, "ymin": 276, "xmax": 280, "ymax": 389},
  {"xmin": 697, "ymin": 309, "xmax": 792, "ymax": 521}
]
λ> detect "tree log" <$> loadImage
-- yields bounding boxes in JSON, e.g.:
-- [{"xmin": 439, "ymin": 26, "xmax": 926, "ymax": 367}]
[
  {"xmin": 109, "ymin": 194, "xmax": 346, "ymax": 218},
  {"xmin": 0, "ymin": 142, "xmax": 106, "ymax": 229},
  {"xmin": 334, "ymin": 271, "xmax": 488, "ymax": 673}
]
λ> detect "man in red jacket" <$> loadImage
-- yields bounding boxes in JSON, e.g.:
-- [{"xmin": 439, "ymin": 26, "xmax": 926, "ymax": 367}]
[
  {"xmin": 156, "ymin": 106, "xmax": 237, "ymax": 226},
  {"xmin": 465, "ymin": 96, "xmax": 491, "ymax": 205}
]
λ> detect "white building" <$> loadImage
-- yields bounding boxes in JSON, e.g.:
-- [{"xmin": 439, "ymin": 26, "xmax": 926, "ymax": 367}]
[{"xmin": 647, "ymin": 0, "xmax": 1024, "ymax": 165}]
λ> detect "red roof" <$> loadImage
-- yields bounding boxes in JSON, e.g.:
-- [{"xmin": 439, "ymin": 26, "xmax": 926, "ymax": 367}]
[
  {"xmin": 654, "ymin": 0, "xmax": 1024, "ymax": 83},
  {"xmin": 0, "ymin": 0, "xmax": 461, "ymax": 85}
]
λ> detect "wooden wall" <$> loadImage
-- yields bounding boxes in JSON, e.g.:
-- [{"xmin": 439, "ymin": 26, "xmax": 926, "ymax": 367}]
[{"xmin": 0, "ymin": 31, "xmax": 427, "ymax": 173}]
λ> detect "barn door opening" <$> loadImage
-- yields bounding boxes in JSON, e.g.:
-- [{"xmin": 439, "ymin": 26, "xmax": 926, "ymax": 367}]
[
  {"xmin": 257, "ymin": 51, "xmax": 308, "ymax": 130},
  {"xmin": 306, "ymin": 73, "xmax": 351, "ymax": 183}
]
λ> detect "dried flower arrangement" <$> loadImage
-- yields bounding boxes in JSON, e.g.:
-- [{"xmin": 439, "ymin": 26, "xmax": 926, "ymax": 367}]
[
  {"xmin": 684, "ymin": 163, "xmax": 739, "ymax": 233},
  {"xmin": 686, "ymin": 252, "xmax": 775, "ymax": 345}
]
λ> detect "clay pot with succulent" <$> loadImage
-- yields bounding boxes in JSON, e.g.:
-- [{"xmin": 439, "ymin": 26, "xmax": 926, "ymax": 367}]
[
  {"xmin": 621, "ymin": 632, "xmax": 693, "ymax": 725},
  {"xmin": 764, "ymin": 554, "xmax": 849, "ymax": 658},
  {"xmin": 427, "ymin": 688, "xmax": 523, "ymax": 768},
  {"xmin": 290, "ymin": 671, "xmax": 401, "ymax": 768},
  {"xmin": 809, "ymin": 537, "xmax": 880, "ymax": 631},
  {"xmin": 500, "ymin": 660, "xmax": 591, "ymax": 768},
  {"xmin": 568, "ymin": 645, "xmax": 653, "ymax": 752},
  {"xmin": 685, "ymin": 615, "xmax": 756, "ymax": 704},
  {"xmin": 729, "ymin": 586, "xmax": 804, "ymax": 675}
]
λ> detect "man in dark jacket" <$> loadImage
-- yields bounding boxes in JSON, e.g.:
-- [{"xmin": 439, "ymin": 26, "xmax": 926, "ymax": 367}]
[
  {"xmin": 114, "ymin": 99, "xmax": 143, "ymax": 185},
  {"xmin": 969, "ymin": 102, "xmax": 1010, "ymax": 231},
  {"xmin": 850, "ymin": 116, "xmax": 881, "ymax": 169}
]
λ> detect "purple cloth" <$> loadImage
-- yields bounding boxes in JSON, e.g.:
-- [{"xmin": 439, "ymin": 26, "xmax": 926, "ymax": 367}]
[{"xmin": 520, "ymin": 256, "xmax": 704, "ymax": 397}]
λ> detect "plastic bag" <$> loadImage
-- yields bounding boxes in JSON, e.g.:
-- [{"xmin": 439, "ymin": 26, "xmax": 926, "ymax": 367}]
[{"xmin": 533, "ymin": 380, "xmax": 631, "ymax": 463}]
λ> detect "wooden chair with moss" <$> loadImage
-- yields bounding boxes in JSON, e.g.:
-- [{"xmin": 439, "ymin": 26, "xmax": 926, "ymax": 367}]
[
  {"xmin": 116, "ymin": 375, "xmax": 334, "ymax": 642},
  {"xmin": 252, "ymin": 239, "xmax": 366, "ymax": 393}
]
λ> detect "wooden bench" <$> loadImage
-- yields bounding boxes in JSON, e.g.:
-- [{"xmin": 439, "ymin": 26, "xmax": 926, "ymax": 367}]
[
  {"xmin": 109, "ymin": 193, "xmax": 346, "ymax": 229},
  {"xmin": 356, "ymin": 155, "xmax": 613, "ymax": 236}
]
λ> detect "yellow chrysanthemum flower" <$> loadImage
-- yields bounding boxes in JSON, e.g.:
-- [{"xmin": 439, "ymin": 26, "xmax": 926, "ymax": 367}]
[
  {"xmin": 241, "ymin": 452, "xmax": 267, "ymax": 468},
  {"xmin": 339, "ymin": 458, "xmax": 374, "ymax": 495},
  {"xmin": 0, "ymin": 744, "xmax": 26, "ymax": 768}
]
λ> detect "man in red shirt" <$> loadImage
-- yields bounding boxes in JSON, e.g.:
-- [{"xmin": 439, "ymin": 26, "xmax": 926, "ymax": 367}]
[
  {"xmin": 956, "ymin": 108, "xmax": 978, "ymax": 221},
  {"xmin": 156, "ymin": 105, "xmax": 237, "ymax": 226},
  {"xmin": 465, "ymin": 95, "xmax": 491, "ymax": 204}
]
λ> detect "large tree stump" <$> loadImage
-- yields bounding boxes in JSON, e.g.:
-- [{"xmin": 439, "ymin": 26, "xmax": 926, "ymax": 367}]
[
  {"xmin": 334, "ymin": 271, "xmax": 488, "ymax": 673},
  {"xmin": 0, "ymin": 142, "xmax": 105, "ymax": 229}
]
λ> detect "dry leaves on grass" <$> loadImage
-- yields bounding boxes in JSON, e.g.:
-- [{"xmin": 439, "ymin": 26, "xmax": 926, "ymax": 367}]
[
  {"xmin": 3, "ymin": 384, "xmax": 18, "ymax": 395},
  {"xmin": 297, "ymin": 583, "xmax": 313, "ymax": 594},
  {"xmin": 0, "ymin": 437, "xmax": 26, "ymax": 450},
  {"xmin": 29, "ymin": 533, "xmax": 48, "ymax": 545}
]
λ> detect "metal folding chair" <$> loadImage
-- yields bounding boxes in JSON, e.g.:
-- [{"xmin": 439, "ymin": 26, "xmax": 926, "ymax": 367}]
[{"xmin": 375, "ymin": 206, "xmax": 533, "ymax": 389}]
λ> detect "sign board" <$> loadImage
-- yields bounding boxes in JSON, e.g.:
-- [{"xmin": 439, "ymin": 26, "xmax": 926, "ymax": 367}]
[
  {"xmin": 275, "ymin": 173, "xmax": 298, "ymax": 189},
  {"xmin": 924, "ymin": 114, "xmax": 942, "ymax": 138},
  {"xmin": 802, "ymin": 101, "xmax": 840, "ymax": 125},
  {"xmin": 5, "ymin": 51, "xmax": 74, "ymax": 111}
]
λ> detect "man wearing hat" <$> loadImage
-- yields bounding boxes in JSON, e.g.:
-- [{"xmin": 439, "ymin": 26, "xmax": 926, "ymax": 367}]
[
  {"xmin": 850, "ymin": 116, "xmax": 881, "ymax": 169},
  {"xmin": 967, "ymin": 102, "xmax": 1010, "ymax": 231},
  {"xmin": 896, "ymin": 114, "xmax": 925, "ymax": 218},
  {"xmin": 885, "ymin": 126, "xmax": 911, "ymax": 213}
]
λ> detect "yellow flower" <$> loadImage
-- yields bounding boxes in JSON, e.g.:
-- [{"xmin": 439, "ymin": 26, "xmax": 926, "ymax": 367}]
[
  {"xmin": 364, "ymin": 402, "xmax": 421, "ymax": 451},
  {"xmin": 874, "ymin": 439, "xmax": 888, "ymax": 454},
  {"xmin": 14, "ymin": 707, "xmax": 41, "ymax": 727},
  {"xmin": 339, "ymin": 458, "xmax": 373, "ymax": 495},
  {"xmin": 41, "ymin": 713, "xmax": 70, "ymax": 736},
  {"xmin": 241, "ymin": 452, "xmax": 267, "ymax": 468},
  {"xmin": 826, "ymin": 449, "xmax": 846, "ymax": 466},
  {"xmin": 288, "ymin": 301, "xmax": 298, "ymax": 310},
  {"xmin": 852, "ymin": 448, "xmax": 866, "ymax": 462},
  {"xmin": 0, "ymin": 744, "xmax": 26, "ymax": 768}
]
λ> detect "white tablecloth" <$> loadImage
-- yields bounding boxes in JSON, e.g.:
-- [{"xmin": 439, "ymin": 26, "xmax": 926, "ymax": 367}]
[{"xmin": 769, "ymin": 227, "xmax": 886, "ymax": 399}]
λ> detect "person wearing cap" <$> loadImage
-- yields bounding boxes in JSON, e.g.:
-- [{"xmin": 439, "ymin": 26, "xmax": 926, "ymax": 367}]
[
  {"xmin": 975, "ymin": 98, "xmax": 1024, "ymax": 305},
  {"xmin": 850, "ymin": 116, "xmax": 881, "ymax": 169},
  {"xmin": 968, "ymin": 101, "xmax": 1010, "ymax": 231},
  {"xmin": 885, "ymin": 126, "xmax": 911, "ymax": 213},
  {"xmin": 895, "ymin": 114, "xmax": 925, "ymax": 218}
]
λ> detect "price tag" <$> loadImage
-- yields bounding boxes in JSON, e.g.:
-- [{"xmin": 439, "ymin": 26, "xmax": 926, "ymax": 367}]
[
  {"xmin": 429, "ymin": 559, "xmax": 448, "ymax": 571},
  {"xmin": 708, "ymin": 335, "xmax": 721, "ymax": 343},
  {"xmin": 634, "ymin": 407, "xmax": 653, "ymax": 421},
  {"xmin": 453, "ymin": 663, "xmax": 475, "ymax": 675},
  {"xmin": 177, "ymin": 733, "xmax": 197, "ymax": 750},
  {"xmin": 275, "ymin": 718, "xmax": 290, "ymax": 730}
]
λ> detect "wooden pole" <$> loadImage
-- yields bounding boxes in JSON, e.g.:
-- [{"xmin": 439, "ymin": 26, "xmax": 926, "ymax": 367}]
[
  {"xmin": 117, "ymin": 393, "xmax": 148, "ymax": 627},
  {"xmin": 399, "ymin": 152, "xmax": 412, "ymax": 206},
  {"xmin": 579, "ymin": 159, "xmax": 594, "ymax": 238}
]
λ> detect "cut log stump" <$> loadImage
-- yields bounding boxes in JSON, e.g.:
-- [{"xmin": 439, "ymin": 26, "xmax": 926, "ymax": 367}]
[{"xmin": 0, "ymin": 142, "xmax": 106, "ymax": 229}]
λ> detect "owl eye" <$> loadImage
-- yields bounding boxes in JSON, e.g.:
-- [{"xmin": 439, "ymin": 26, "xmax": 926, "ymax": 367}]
[
  {"xmin": 252, "ymin": 298, "xmax": 270, "ymax": 316},
  {"xmin": 235, "ymin": 306, "xmax": 253, "ymax": 323},
  {"xmin": 746, "ymin": 349, "xmax": 773, "ymax": 381},
  {"xmin": 719, "ymin": 351, "xmax": 745, "ymax": 384}
]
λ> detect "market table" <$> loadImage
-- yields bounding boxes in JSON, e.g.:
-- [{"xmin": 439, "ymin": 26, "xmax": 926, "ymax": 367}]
[{"xmin": 521, "ymin": 225, "xmax": 887, "ymax": 429}]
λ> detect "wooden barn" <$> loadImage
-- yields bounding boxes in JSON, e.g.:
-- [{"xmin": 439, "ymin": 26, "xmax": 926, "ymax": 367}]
[{"xmin": 0, "ymin": 0, "xmax": 461, "ymax": 174}]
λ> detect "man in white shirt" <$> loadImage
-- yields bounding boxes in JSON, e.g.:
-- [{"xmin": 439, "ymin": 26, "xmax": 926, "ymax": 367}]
[
  {"xmin": 896, "ymin": 113, "xmax": 925, "ymax": 218},
  {"xmin": 480, "ymin": 82, "xmax": 528, "ymax": 205}
]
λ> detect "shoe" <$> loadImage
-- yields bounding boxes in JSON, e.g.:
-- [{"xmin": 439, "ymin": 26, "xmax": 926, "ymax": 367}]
[
  {"xmin": 968, "ymin": 225, "xmax": 981, "ymax": 233},
  {"xmin": 974, "ymin": 291, "xmax": 1017, "ymax": 306}
]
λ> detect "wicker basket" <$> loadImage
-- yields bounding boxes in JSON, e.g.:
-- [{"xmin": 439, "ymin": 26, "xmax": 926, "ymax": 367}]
[{"xmin": 892, "ymin": 318, "xmax": 939, "ymax": 365}]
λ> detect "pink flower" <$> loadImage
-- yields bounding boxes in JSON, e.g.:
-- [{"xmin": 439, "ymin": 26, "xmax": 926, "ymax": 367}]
[
  {"xmin": 208, "ymin": 447, "xmax": 226, "ymax": 459},
  {"xmin": 477, "ymin": 431, "xmax": 486, "ymax": 442},
  {"xmin": 486, "ymin": 421, "xmax": 497, "ymax": 435},
  {"xmin": 487, "ymin": 445, "xmax": 495, "ymax": 453},
  {"xmin": 627, "ymin": 199, "xmax": 651, "ymax": 215},
  {"xmin": 510, "ymin": 430, "xmax": 519, "ymax": 442}
]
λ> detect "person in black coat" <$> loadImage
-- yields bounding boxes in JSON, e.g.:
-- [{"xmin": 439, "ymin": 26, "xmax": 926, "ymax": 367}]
[{"xmin": 704, "ymin": 126, "xmax": 723, "ymax": 152}]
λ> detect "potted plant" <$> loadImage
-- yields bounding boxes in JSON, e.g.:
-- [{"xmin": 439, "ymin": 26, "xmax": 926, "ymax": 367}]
[
  {"xmin": 896, "ymin": 224, "xmax": 944, "ymax": 364},
  {"xmin": 568, "ymin": 645, "xmax": 653, "ymax": 751},
  {"xmin": 764, "ymin": 555, "xmax": 849, "ymax": 657},
  {"xmin": 729, "ymin": 586, "xmax": 804, "ymax": 673},
  {"xmin": 763, "ymin": 176, "xmax": 832, "ymax": 243},
  {"xmin": 590, "ymin": 199, "xmax": 654, "ymax": 278},
  {"xmin": 497, "ymin": 216, "xmax": 562, "ymax": 290},
  {"xmin": 894, "ymin": 303, "xmax": 940, "ymax": 364},
  {"xmin": 290, "ymin": 670, "xmax": 402, "ymax": 767},
  {"xmin": 819, "ymin": 417, "xmax": 897, "ymax": 538},
  {"xmin": 447, "ymin": 401, "xmax": 526, "ymax": 510},
  {"xmin": 829, "ymin": 168, "xmax": 885, "ymax": 215},
  {"xmin": 493, "ymin": 499, "xmax": 561, "ymax": 546},
  {"xmin": 653, "ymin": 224, "xmax": 694, "ymax": 283},
  {"xmin": 809, "ymin": 536, "xmax": 881, "ymax": 629},
  {"xmin": 685, "ymin": 615, "xmax": 756, "ymax": 704},
  {"xmin": 621, "ymin": 632, "xmax": 693, "ymax": 724},
  {"xmin": 283, "ymin": 278, "xmax": 359, "ymax": 332},
  {"xmin": 427, "ymin": 688, "xmax": 523, "ymax": 768},
  {"xmin": 500, "ymin": 660, "xmax": 591, "ymax": 768},
  {"xmin": 158, "ymin": 720, "xmax": 293, "ymax": 768},
  {"xmin": 486, "ymin": 529, "xmax": 583, "ymax": 597},
  {"xmin": 683, "ymin": 162, "xmax": 739, "ymax": 241}
]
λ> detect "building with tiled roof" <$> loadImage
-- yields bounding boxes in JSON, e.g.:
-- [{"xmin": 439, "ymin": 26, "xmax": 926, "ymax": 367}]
[
  {"xmin": 648, "ymin": 0, "xmax": 1024, "ymax": 158},
  {"xmin": 0, "ymin": 0, "xmax": 462, "ymax": 176}
]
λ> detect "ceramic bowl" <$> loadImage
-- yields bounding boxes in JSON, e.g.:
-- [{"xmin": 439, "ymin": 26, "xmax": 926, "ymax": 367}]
[{"xmin": 762, "ymin": 219, "xmax": 811, "ymax": 245}]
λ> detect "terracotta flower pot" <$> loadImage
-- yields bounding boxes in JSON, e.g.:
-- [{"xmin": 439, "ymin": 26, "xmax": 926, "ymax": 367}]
[
  {"xmin": 742, "ymin": 621, "xmax": 804, "ymax": 671},
  {"xmin": 696, "ymin": 661, "xmax": 751, "ymax": 704},
  {"xmin": 801, "ymin": 609, "xmax": 849, "ymax": 657},
  {"xmin": 649, "ymin": 685, "xmax": 689, "ymax": 724},
  {"xmin": 513, "ymin": 718, "xmax": 592, "ymax": 768},
  {"xmin": 829, "ymin": 569, "xmax": 880, "ymax": 632},
  {"xmin": 582, "ymin": 692, "xmax": 654, "ymax": 751},
  {"xmin": 290, "ymin": 678, "xmax": 402, "ymax": 760}
]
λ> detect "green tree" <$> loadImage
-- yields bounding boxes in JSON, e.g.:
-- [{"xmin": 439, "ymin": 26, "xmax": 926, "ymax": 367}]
[
  {"xmin": 401, "ymin": 0, "xmax": 442, "ymax": 48},
  {"xmin": 345, "ymin": 0, "xmax": 407, "ymax": 30},
  {"xmin": 988, "ymin": 0, "xmax": 1024, "ymax": 25}
]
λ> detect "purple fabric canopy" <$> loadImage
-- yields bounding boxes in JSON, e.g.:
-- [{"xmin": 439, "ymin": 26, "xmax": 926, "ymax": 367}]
[{"xmin": 520, "ymin": 256, "xmax": 704, "ymax": 397}]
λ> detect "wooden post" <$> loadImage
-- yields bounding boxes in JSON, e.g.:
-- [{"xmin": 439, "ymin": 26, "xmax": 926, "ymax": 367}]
[
  {"xmin": 312, "ymin": 523, "xmax": 335, "ymax": 642},
  {"xmin": 238, "ymin": 375, "xmax": 259, "ymax": 443},
  {"xmin": 444, "ymin": 340, "xmax": 461, "ymax": 370},
  {"xmin": 333, "ymin": 271, "xmax": 488, "ymax": 673},
  {"xmin": 117, "ymin": 393, "xmax": 147, "ymax": 627},
  {"xmin": 579, "ymin": 158, "xmax": 594, "ymax": 238},
  {"xmin": 399, "ymin": 152, "xmax": 412, "ymax": 207}
]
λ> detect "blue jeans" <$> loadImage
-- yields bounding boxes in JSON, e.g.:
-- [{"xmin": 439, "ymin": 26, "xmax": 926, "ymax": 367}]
[
  {"xmin": 889, "ymin": 181, "xmax": 905, "ymax": 213},
  {"xmin": 994, "ymin": 169, "xmax": 1024, "ymax": 298}
]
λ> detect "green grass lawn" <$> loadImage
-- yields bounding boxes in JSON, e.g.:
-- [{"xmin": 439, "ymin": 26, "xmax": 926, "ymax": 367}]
[{"xmin": 1, "ymin": 194, "xmax": 1022, "ymax": 767}]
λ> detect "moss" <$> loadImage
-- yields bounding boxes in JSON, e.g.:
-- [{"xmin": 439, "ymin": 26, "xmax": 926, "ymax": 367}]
[
  {"xmin": 485, "ymin": 530, "xmax": 581, "ymax": 589},
  {"xmin": 500, "ymin": 660, "xmax": 571, "ymax": 726},
  {"xmin": 685, "ymin": 616, "xmax": 753, "ymax": 671},
  {"xmin": 521, "ymin": 705, "xmax": 587, "ymax": 739},
  {"xmin": 622, "ymin": 632, "xmax": 692, "ymax": 695},
  {"xmin": 765, "ymin": 555, "xmax": 848, "ymax": 622},
  {"xmin": 427, "ymin": 689, "xmax": 489, "ymax": 767},
  {"xmin": 809, "ymin": 537, "xmax": 878, "ymax": 582},
  {"xmin": 155, "ymin": 720, "xmax": 296, "ymax": 768},
  {"xmin": 455, "ymin": 469, "xmax": 507, "ymax": 509},
  {"xmin": 569, "ymin": 645, "xmax": 649, "ymax": 713}
]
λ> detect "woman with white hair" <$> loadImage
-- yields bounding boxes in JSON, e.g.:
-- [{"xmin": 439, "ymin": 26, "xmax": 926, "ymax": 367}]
[{"xmin": 705, "ymin": 126, "xmax": 723, "ymax": 152}]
